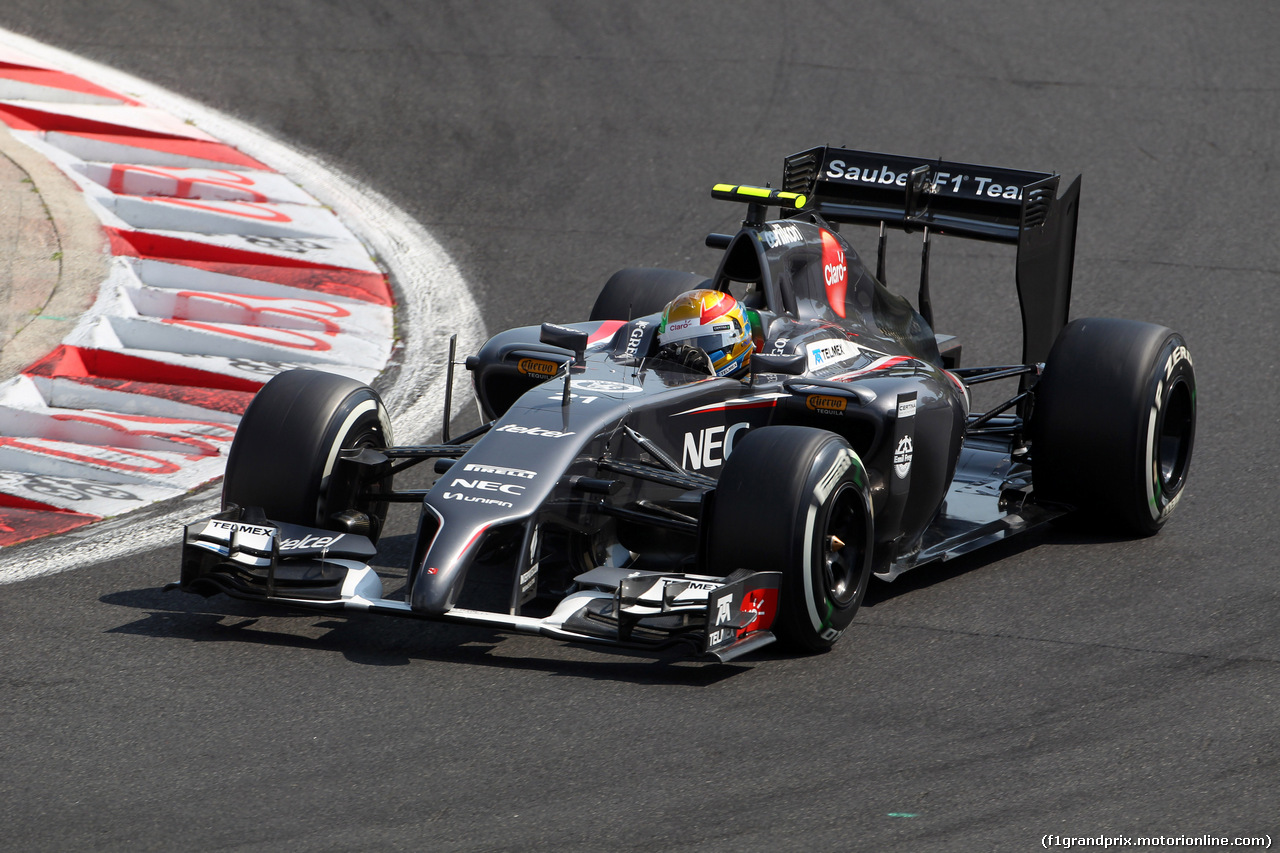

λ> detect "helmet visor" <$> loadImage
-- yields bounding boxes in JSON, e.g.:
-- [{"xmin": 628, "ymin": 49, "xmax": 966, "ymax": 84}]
[{"xmin": 661, "ymin": 318, "xmax": 743, "ymax": 352}]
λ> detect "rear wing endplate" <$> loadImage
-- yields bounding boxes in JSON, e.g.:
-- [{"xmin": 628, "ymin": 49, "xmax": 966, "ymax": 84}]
[{"xmin": 781, "ymin": 146, "xmax": 1081, "ymax": 366}]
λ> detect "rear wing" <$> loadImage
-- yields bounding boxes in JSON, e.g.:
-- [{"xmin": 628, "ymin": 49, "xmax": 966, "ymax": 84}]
[{"xmin": 780, "ymin": 146, "xmax": 1081, "ymax": 366}]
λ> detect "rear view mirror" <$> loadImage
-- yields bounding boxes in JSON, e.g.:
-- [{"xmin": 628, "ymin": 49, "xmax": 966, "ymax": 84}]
[
  {"xmin": 751, "ymin": 353, "xmax": 807, "ymax": 376},
  {"xmin": 540, "ymin": 323, "xmax": 589, "ymax": 365}
]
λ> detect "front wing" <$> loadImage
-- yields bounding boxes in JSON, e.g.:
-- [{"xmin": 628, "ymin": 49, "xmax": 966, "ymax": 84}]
[{"xmin": 176, "ymin": 514, "xmax": 782, "ymax": 662}]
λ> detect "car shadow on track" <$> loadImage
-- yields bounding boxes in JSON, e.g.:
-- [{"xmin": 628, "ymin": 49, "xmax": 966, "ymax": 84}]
[
  {"xmin": 99, "ymin": 522, "xmax": 1134, "ymax": 684},
  {"xmin": 860, "ymin": 518, "xmax": 1147, "ymax": 607},
  {"xmin": 97, "ymin": 581, "xmax": 752, "ymax": 687}
]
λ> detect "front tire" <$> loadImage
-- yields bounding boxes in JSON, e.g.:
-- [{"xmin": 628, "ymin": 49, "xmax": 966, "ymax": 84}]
[
  {"xmin": 223, "ymin": 369, "xmax": 394, "ymax": 541},
  {"xmin": 589, "ymin": 268, "xmax": 711, "ymax": 321},
  {"xmin": 708, "ymin": 426, "xmax": 874, "ymax": 653},
  {"xmin": 1031, "ymin": 318, "xmax": 1196, "ymax": 536}
]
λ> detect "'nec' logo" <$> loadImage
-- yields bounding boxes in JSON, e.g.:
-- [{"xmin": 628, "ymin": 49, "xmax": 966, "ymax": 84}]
[
  {"xmin": 681, "ymin": 422, "xmax": 750, "ymax": 470},
  {"xmin": 450, "ymin": 478, "xmax": 525, "ymax": 495}
]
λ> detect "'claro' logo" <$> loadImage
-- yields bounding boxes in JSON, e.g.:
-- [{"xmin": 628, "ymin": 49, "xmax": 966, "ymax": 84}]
[
  {"xmin": 517, "ymin": 357, "xmax": 559, "ymax": 378},
  {"xmin": 805, "ymin": 394, "xmax": 847, "ymax": 415}
]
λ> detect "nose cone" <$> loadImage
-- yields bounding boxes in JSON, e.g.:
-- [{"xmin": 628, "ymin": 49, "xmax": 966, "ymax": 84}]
[{"xmin": 409, "ymin": 509, "xmax": 498, "ymax": 614}]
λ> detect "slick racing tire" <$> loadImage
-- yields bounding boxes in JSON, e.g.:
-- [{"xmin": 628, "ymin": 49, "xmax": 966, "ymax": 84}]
[
  {"xmin": 589, "ymin": 268, "xmax": 711, "ymax": 321},
  {"xmin": 1031, "ymin": 318, "xmax": 1195, "ymax": 536},
  {"xmin": 223, "ymin": 369, "xmax": 395, "ymax": 542},
  {"xmin": 708, "ymin": 426, "xmax": 874, "ymax": 653}
]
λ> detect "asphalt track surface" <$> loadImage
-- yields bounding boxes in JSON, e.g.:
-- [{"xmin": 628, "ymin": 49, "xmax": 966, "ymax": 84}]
[{"xmin": 1, "ymin": 3, "xmax": 1277, "ymax": 851}]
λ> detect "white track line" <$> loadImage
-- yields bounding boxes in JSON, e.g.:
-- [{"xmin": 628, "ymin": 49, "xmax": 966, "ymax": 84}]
[{"xmin": 0, "ymin": 28, "xmax": 486, "ymax": 583}]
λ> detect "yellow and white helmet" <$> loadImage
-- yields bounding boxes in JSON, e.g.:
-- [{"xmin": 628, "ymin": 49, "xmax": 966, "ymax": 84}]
[{"xmin": 658, "ymin": 289, "xmax": 753, "ymax": 378}]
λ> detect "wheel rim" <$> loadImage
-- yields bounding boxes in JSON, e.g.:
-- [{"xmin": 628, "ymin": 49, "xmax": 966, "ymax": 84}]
[
  {"xmin": 1156, "ymin": 376, "xmax": 1194, "ymax": 497},
  {"xmin": 322, "ymin": 421, "xmax": 389, "ymax": 535},
  {"xmin": 821, "ymin": 483, "xmax": 865, "ymax": 607}
]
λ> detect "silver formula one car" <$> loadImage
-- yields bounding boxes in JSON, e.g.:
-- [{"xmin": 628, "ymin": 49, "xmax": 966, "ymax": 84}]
[{"xmin": 174, "ymin": 146, "xmax": 1196, "ymax": 661}]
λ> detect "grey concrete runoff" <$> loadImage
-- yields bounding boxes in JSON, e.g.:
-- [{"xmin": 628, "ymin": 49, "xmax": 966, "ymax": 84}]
[{"xmin": 0, "ymin": 123, "xmax": 106, "ymax": 380}]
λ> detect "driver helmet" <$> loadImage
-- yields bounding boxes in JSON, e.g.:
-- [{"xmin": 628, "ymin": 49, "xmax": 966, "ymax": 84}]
[{"xmin": 657, "ymin": 289, "xmax": 752, "ymax": 378}]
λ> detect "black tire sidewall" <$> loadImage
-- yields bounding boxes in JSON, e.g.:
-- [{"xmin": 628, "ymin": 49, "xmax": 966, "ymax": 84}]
[
  {"xmin": 589, "ymin": 268, "xmax": 712, "ymax": 321},
  {"xmin": 709, "ymin": 426, "xmax": 873, "ymax": 652},
  {"xmin": 1135, "ymin": 335, "xmax": 1196, "ymax": 532},
  {"xmin": 1031, "ymin": 319, "xmax": 1195, "ymax": 535},
  {"xmin": 223, "ymin": 369, "xmax": 393, "ymax": 537}
]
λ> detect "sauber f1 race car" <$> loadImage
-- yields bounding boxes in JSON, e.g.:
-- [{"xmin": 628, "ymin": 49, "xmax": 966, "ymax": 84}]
[{"xmin": 174, "ymin": 146, "xmax": 1196, "ymax": 661}]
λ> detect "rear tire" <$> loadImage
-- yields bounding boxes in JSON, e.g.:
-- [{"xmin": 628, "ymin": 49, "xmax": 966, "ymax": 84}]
[
  {"xmin": 223, "ymin": 369, "xmax": 394, "ymax": 541},
  {"xmin": 1031, "ymin": 318, "xmax": 1195, "ymax": 536},
  {"xmin": 708, "ymin": 426, "xmax": 874, "ymax": 653},
  {"xmin": 589, "ymin": 268, "xmax": 711, "ymax": 321}
]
